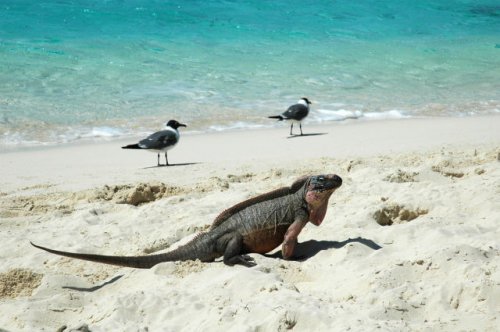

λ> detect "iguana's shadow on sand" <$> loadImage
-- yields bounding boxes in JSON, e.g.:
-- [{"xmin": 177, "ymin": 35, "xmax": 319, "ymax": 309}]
[
  {"xmin": 59, "ymin": 237, "xmax": 381, "ymax": 291},
  {"xmin": 287, "ymin": 133, "xmax": 327, "ymax": 139},
  {"xmin": 62, "ymin": 274, "xmax": 124, "ymax": 292},
  {"xmin": 264, "ymin": 237, "xmax": 382, "ymax": 261}
]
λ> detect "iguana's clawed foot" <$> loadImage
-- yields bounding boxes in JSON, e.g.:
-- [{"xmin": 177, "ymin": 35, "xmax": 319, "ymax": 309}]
[
  {"xmin": 239, "ymin": 255, "xmax": 257, "ymax": 267},
  {"xmin": 224, "ymin": 254, "xmax": 256, "ymax": 267},
  {"xmin": 240, "ymin": 255, "xmax": 256, "ymax": 266}
]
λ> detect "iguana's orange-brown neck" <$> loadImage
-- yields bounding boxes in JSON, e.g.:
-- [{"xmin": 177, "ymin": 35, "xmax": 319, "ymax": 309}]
[{"xmin": 306, "ymin": 190, "xmax": 335, "ymax": 226}]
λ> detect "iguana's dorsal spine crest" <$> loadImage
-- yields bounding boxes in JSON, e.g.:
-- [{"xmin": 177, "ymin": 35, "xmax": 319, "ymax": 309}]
[
  {"xmin": 210, "ymin": 176, "xmax": 309, "ymax": 230},
  {"xmin": 122, "ymin": 176, "xmax": 310, "ymax": 264}
]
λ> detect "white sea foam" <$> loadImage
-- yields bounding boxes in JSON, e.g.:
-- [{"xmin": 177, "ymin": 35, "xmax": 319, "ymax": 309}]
[
  {"xmin": 0, "ymin": 125, "xmax": 130, "ymax": 150},
  {"xmin": 310, "ymin": 108, "xmax": 408, "ymax": 122},
  {"xmin": 205, "ymin": 108, "xmax": 410, "ymax": 134},
  {"xmin": 208, "ymin": 122, "xmax": 268, "ymax": 132},
  {"xmin": 1, "ymin": 131, "xmax": 49, "ymax": 147},
  {"xmin": 82, "ymin": 127, "xmax": 125, "ymax": 138},
  {"xmin": 362, "ymin": 110, "xmax": 410, "ymax": 119},
  {"xmin": 312, "ymin": 109, "xmax": 364, "ymax": 121}
]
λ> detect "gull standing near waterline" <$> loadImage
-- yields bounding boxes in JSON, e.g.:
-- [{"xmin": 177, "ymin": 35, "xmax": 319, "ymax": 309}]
[
  {"xmin": 122, "ymin": 120, "xmax": 187, "ymax": 166},
  {"xmin": 268, "ymin": 97, "xmax": 312, "ymax": 136}
]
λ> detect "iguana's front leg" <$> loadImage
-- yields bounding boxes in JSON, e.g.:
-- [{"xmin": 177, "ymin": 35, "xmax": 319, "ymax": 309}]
[{"xmin": 282, "ymin": 217, "xmax": 308, "ymax": 259}]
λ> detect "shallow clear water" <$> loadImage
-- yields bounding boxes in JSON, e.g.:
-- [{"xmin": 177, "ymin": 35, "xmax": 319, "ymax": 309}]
[{"xmin": 1, "ymin": 0, "xmax": 499, "ymax": 147}]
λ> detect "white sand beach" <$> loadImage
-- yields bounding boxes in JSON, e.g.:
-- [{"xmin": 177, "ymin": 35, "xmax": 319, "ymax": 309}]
[{"xmin": 0, "ymin": 115, "xmax": 499, "ymax": 331}]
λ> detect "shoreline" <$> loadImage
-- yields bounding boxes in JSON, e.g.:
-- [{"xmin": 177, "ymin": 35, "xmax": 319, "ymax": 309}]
[
  {"xmin": 1, "ymin": 114, "xmax": 499, "ymax": 154},
  {"xmin": 1, "ymin": 113, "xmax": 499, "ymax": 154}
]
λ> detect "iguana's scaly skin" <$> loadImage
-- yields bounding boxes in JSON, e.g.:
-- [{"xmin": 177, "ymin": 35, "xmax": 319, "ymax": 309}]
[{"xmin": 31, "ymin": 174, "xmax": 342, "ymax": 268}]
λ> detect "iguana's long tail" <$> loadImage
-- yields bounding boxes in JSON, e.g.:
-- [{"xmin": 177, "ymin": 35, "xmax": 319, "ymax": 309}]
[{"xmin": 31, "ymin": 236, "xmax": 215, "ymax": 269}]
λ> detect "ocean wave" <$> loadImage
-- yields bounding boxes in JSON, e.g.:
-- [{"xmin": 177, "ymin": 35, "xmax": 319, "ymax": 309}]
[
  {"xmin": 310, "ymin": 109, "xmax": 409, "ymax": 122},
  {"xmin": 80, "ymin": 127, "xmax": 126, "ymax": 138},
  {"xmin": 0, "ymin": 125, "xmax": 131, "ymax": 149}
]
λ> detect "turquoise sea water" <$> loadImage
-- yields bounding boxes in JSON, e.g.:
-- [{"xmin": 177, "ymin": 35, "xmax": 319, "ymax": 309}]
[{"xmin": 1, "ymin": 0, "xmax": 499, "ymax": 148}]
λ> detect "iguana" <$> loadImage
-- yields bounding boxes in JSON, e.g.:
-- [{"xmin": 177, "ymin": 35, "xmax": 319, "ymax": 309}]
[{"xmin": 31, "ymin": 174, "xmax": 342, "ymax": 268}]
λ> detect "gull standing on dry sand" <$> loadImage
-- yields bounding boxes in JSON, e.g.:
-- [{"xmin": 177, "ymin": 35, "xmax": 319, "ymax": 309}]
[
  {"xmin": 122, "ymin": 119, "xmax": 186, "ymax": 166},
  {"xmin": 269, "ymin": 97, "xmax": 312, "ymax": 136}
]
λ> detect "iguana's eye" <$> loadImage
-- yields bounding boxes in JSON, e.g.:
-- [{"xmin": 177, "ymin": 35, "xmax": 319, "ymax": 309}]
[{"xmin": 318, "ymin": 176, "xmax": 325, "ymax": 182}]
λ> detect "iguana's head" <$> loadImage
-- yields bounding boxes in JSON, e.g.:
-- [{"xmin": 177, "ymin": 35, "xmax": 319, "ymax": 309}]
[{"xmin": 305, "ymin": 174, "xmax": 342, "ymax": 226}]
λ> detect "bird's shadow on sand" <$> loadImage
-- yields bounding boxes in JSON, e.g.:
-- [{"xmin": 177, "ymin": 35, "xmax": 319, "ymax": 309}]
[
  {"xmin": 62, "ymin": 274, "xmax": 124, "ymax": 292},
  {"xmin": 143, "ymin": 162, "xmax": 201, "ymax": 169},
  {"xmin": 287, "ymin": 133, "xmax": 328, "ymax": 139},
  {"xmin": 263, "ymin": 237, "xmax": 382, "ymax": 261}
]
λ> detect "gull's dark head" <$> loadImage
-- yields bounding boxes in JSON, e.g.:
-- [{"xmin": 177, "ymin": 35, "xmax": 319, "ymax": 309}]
[
  {"xmin": 301, "ymin": 97, "xmax": 312, "ymax": 105},
  {"xmin": 166, "ymin": 120, "xmax": 187, "ymax": 130}
]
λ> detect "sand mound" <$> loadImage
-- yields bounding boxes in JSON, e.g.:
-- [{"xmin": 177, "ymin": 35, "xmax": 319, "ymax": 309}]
[
  {"xmin": 91, "ymin": 182, "xmax": 186, "ymax": 206},
  {"xmin": 193, "ymin": 173, "xmax": 255, "ymax": 193},
  {"xmin": 431, "ymin": 163, "xmax": 465, "ymax": 178},
  {"xmin": 373, "ymin": 203, "xmax": 428, "ymax": 226},
  {"xmin": 0, "ymin": 192, "xmax": 77, "ymax": 218},
  {"xmin": 173, "ymin": 260, "xmax": 206, "ymax": 277},
  {"xmin": 430, "ymin": 148, "xmax": 498, "ymax": 178},
  {"xmin": 384, "ymin": 169, "xmax": 419, "ymax": 183},
  {"xmin": 0, "ymin": 269, "xmax": 43, "ymax": 299},
  {"xmin": 0, "ymin": 182, "xmax": 186, "ymax": 217}
]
